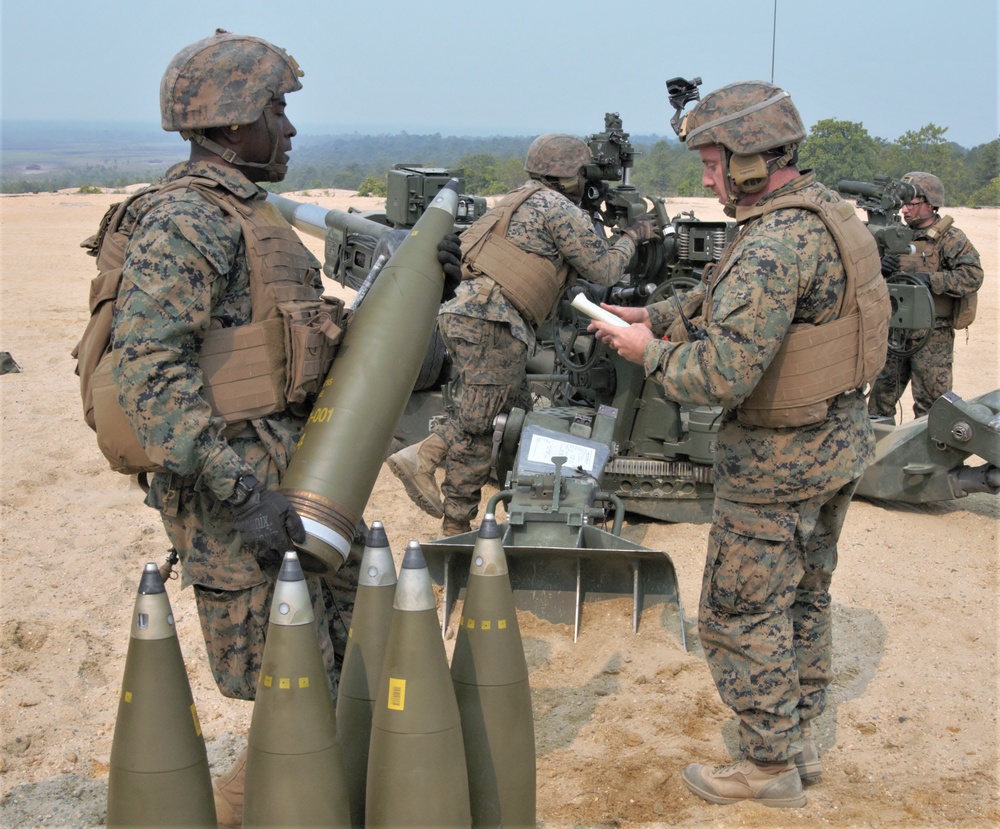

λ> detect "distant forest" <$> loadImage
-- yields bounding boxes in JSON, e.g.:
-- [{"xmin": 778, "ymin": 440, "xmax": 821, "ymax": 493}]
[{"xmin": 2, "ymin": 120, "xmax": 998, "ymax": 206}]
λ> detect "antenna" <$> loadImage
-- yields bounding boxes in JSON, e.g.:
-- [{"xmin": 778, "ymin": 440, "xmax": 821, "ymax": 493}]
[{"xmin": 770, "ymin": 0, "xmax": 777, "ymax": 83}]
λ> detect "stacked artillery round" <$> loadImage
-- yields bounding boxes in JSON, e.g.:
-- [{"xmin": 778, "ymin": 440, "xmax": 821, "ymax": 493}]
[
  {"xmin": 242, "ymin": 551, "xmax": 352, "ymax": 827},
  {"xmin": 106, "ymin": 563, "xmax": 216, "ymax": 828}
]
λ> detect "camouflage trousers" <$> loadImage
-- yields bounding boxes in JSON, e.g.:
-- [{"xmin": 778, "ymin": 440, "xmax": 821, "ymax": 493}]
[
  {"xmin": 868, "ymin": 324, "xmax": 954, "ymax": 418},
  {"xmin": 431, "ymin": 312, "xmax": 532, "ymax": 526},
  {"xmin": 192, "ymin": 565, "xmax": 357, "ymax": 702},
  {"xmin": 156, "ymin": 463, "xmax": 360, "ymax": 703},
  {"xmin": 698, "ymin": 479, "xmax": 859, "ymax": 762}
]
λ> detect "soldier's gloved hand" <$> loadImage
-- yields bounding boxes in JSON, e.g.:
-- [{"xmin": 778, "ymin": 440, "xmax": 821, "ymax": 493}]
[
  {"xmin": 880, "ymin": 255, "xmax": 899, "ymax": 276},
  {"xmin": 911, "ymin": 272, "xmax": 932, "ymax": 288},
  {"xmin": 232, "ymin": 483, "xmax": 306, "ymax": 567},
  {"xmin": 623, "ymin": 214, "xmax": 659, "ymax": 244},
  {"xmin": 437, "ymin": 233, "xmax": 463, "ymax": 302}
]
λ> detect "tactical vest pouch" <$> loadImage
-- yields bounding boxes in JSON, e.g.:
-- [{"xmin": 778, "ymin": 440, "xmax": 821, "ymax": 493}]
[
  {"xmin": 91, "ymin": 352, "xmax": 165, "ymax": 475},
  {"xmin": 280, "ymin": 296, "xmax": 345, "ymax": 405},
  {"xmin": 952, "ymin": 292, "xmax": 977, "ymax": 329},
  {"xmin": 74, "ymin": 264, "xmax": 124, "ymax": 430}
]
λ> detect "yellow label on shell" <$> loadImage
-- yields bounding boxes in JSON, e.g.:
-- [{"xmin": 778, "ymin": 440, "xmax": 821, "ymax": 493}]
[
  {"xmin": 123, "ymin": 691, "xmax": 132, "ymax": 703},
  {"xmin": 263, "ymin": 675, "xmax": 273, "ymax": 688},
  {"xmin": 299, "ymin": 677, "xmax": 309, "ymax": 688},
  {"xmin": 279, "ymin": 678, "xmax": 290, "ymax": 689},
  {"xmin": 388, "ymin": 677, "xmax": 406, "ymax": 710},
  {"xmin": 482, "ymin": 620, "xmax": 491, "ymax": 630}
]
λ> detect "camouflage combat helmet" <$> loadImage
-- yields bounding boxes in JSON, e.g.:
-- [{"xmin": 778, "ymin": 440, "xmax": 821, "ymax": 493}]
[
  {"xmin": 682, "ymin": 80, "xmax": 805, "ymax": 155},
  {"xmin": 901, "ymin": 171, "xmax": 945, "ymax": 208},
  {"xmin": 160, "ymin": 29, "xmax": 303, "ymax": 132},
  {"xmin": 524, "ymin": 133, "xmax": 591, "ymax": 178}
]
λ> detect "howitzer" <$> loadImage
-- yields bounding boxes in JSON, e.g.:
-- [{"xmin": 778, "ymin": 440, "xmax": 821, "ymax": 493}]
[
  {"xmin": 838, "ymin": 176, "xmax": 919, "ymax": 257},
  {"xmin": 839, "ymin": 176, "xmax": 935, "ymax": 355},
  {"xmin": 271, "ymin": 111, "xmax": 996, "ymax": 566}
]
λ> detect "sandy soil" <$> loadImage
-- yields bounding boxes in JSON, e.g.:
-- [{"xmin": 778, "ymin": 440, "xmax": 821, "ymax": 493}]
[{"xmin": 0, "ymin": 187, "xmax": 997, "ymax": 828}]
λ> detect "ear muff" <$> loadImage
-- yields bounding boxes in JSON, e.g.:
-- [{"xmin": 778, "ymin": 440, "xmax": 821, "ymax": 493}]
[{"xmin": 729, "ymin": 153, "xmax": 769, "ymax": 193}]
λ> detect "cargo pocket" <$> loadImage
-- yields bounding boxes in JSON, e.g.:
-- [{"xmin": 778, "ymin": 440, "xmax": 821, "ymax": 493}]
[
  {"xmin": 705, "ymin": 499, "xmax": 800, "ymax": 616},
  {"xmin": 456, "ymin": 383, "xmax": 509, "ymax": 436},
  {"xmin": 192, "ymin": 582, "xmax": 269, "ymax": 701}
]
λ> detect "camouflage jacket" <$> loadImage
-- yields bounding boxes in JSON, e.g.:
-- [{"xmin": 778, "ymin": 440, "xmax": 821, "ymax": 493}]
[
  {"xmin": 112, "ymin": 160, "xmax": 322, "ymax": 509},
  {"xmin": 441, "ymin": 185, "xmax": 636, "ymax": 350},
  {"xmin": 642, "ymin": 173, "xmax": 875, "ymax": 503}
]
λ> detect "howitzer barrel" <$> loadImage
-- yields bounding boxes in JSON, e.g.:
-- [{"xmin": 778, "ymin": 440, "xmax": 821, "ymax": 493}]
[
  {"xmin": 266, "ymin": 192, "xmax": 393, "ymax": 244},
  {"xmin": 839, "ymin": 179, "xmax": 919, "ymax": 206},
  {"xmin": 838, "ymin": 180, "xmax": 880, "ymax": 199}
]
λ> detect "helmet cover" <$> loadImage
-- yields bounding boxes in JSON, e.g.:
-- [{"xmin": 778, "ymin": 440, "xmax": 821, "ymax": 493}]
[{"xmin": 161, "ymin": 29, "xmax": 303, "ymax": 132}]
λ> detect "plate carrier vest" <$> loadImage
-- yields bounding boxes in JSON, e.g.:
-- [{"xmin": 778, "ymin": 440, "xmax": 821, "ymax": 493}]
[{"xmin": 707, "ymin": 186, "xmax": 890, "ymax": 428}]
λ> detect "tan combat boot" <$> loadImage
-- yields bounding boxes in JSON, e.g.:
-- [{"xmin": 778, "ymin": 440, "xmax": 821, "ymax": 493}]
[
  {"xmin": 682, "ymin": 757, "xmax": 806, "ymax": 808},
  {"xmin": 387, "ymin": 435, "xmax": 447, "ymax": 518},
  {"xmin": 213, "ymin": 747, "xmax": 248, "ymax": 828},
  {"xmin": 795, "ymin": 719, "xmax": 823, "ymax": 784},
  {"xmin": 441, "ymin": 517, "xmax": 472, "ymax": 537}
]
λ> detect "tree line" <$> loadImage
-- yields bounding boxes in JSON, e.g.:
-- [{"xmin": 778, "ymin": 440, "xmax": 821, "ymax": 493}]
[
  {"xmin": 2, "ymin": 120, "xmax": 997, "ymax": 206},
  {"xmin": 630, "ymin": 121, "xmax": 998, "ymax": 207}
]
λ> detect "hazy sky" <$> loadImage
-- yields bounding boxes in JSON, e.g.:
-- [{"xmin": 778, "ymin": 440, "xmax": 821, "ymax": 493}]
[{"xmin": 2, "ymin": 0, "xmax": 998, "ymax": 148}]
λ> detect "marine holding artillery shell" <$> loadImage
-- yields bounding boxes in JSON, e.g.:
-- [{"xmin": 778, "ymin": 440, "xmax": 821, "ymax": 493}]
[{"xmin": 280, "ymin": 181, "xmax": 461, "ymax": 576}]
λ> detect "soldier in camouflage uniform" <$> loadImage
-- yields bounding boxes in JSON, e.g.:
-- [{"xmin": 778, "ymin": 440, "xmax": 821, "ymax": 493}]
[
  {"xmin": 589, "ymin": 81, "xmax": 889, "ymax": 808},
  {"xmin": 868, "ymin": 171, "xmax": 983, "ymax": 419},
  {"xmin": 110, "ymin": 31, "xmax": 359, "ymax": 826},
  {"xmin": 388, "ymin": 133, "xmax": 660, "ymax": 535}
]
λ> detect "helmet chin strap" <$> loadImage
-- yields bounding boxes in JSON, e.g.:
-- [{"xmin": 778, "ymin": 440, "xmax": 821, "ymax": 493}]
[{"xmin": 182, "ymin": 109, "xmax": 287, "ymax": 182}]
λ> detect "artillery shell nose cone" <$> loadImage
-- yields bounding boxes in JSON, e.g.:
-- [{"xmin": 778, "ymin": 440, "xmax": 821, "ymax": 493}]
[
  {"xmin": 270, "ymin": 552, "xmax": 313, "ymax": 626},
  {"xmin": 402, "ymin": 540, "xmax": 427, "ymax": 569},
  {"xmin": 138, "ymin": 562, "xmax": 166, "ymax": 595},
  {"xmin": 394, "ymin": 541, "xmax": 435, "ymax": 611},
  {"xmin": 278, "ymin": 550, "xmax": 305, "ymax": 582},
  {"xmin": 367, "ymin": 521, "xmax": 389, "ymax": 548},
  {"xmin": 360, "ymin": 521, "xmax": 396, "ymax": 588},
  {"xmin": 477, "ymin": 514, "xmax": 502, "ymax": 539}
]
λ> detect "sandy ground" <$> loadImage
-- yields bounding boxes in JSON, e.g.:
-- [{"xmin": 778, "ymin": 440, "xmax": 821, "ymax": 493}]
[{"xmin": 0, "ymin": 187, "xmax": 997, "ymax": 829}]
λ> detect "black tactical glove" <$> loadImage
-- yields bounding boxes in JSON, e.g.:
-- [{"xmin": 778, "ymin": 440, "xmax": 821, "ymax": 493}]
[
  {"xmin": 437, "ymin": 233, "xmax": 463, "ymax": 302},
  {"xmin": 880, "ymin": 255, "xmax": 899, "ymax": 276},
  {"xmin": 232, "ymin": 480, "xmax": 306, "ymax": 567},
  {"xmin": 911, "ymin": 272, "xmax": 932, "ymax": 288},
  {"xmin": 623, "ymin": 214, "xmax": 659, "ymax": 244}
]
